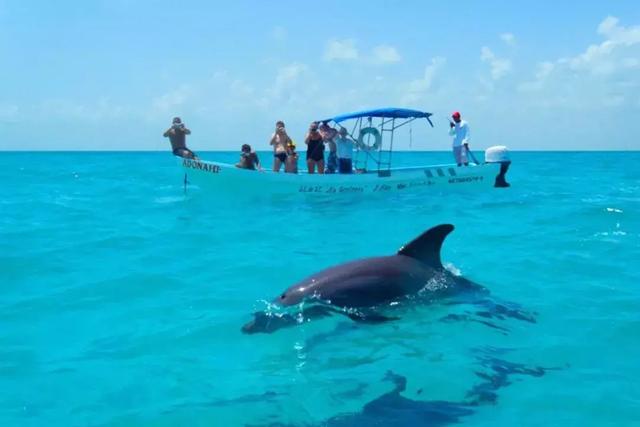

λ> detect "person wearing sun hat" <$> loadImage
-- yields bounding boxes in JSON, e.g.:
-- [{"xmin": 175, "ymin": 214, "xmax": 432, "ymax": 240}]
[
  {"xmin": 448, "ymin": 111, "xmax": 470, "ymax": 166},
  {"xmin": 285, "ymin": 140, "xmax": 299, "ymax": 174}
]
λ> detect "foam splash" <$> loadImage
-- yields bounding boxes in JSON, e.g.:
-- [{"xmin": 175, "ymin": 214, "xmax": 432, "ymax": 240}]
[
  {"xmin": 444, "ymin": 262, "xmax": 462, "ymax": 276},
  {"xmin": 417, "ymin": 272, "xmax": 450, "ymax": 296},
  {"xmin": 154, "ymin": 196, "xmax": 184, "ymax": 204},
  {"xmin": 594, "ymin": 231, "xmax": 628, "ymax": 237}
]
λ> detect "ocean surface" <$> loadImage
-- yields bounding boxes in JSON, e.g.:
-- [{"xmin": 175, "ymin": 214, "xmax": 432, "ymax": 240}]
[{"xmin": 1, "ymin": 151, "xmax": 639, "ymax": 426}]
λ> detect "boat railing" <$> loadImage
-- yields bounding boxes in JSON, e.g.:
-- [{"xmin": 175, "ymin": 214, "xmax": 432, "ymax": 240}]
[{"xmin": 353, "ymin": 115, "xmax": 425, "ymax": 176}]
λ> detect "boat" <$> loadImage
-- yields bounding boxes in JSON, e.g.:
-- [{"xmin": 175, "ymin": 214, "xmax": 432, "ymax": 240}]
[{"xmin": 178, "ymin": 108, "xmax": 511, "ymax": 195}]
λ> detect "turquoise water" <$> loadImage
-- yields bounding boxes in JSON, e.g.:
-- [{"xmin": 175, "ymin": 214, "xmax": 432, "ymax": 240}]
[{"xmin": 1, "ymin": 151, "xmax": 639, "ymax": 426}]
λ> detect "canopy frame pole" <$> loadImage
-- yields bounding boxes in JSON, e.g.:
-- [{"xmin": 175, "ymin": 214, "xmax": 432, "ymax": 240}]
[
  {"xmin": 354, "ymin": 117, "xmax": 368, "ymax": 172},
  {"xmin": 381, "ymin": 116, "xmax": 418, "ymax": 131},
  {"xmin": 388, "ymin": 117, "xmax": 395, "ymax": 173},
  {"xmin": 377, "ymin": 116, "xmax": 384, "ymax": 172},
  {"xmin": 359, "ymin": 117, "xmax": 380, "ymax": 172}
]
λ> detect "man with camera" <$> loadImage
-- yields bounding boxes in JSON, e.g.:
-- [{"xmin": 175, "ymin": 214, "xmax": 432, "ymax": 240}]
[
  {"xmin": 235, "ymin": 144, "xmax": 262, "ymax": 171},
  {"xmin": 164, "ymin": 117, "xmax": 198, "ymax": 159}
]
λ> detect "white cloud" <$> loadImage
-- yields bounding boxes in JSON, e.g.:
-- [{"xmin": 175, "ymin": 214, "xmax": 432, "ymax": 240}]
[
  {"xmin": 518, "ymin": 15, "xmax": 640, "ymax": 109},
  {"xmin": 210, "ymin": 70, "xmax": 228, "ymax": 81},
  {"xmin": 598, "ymin": 16, "xmax": 618, "ymax": 35},
  {"xmin": 264, "ymin": 62, "xmax": 313, "ymax": 106},
  {"xmin": 568, "ymin": 16, "xmax": 640, "ymax": 74},
  {"xmin": 410, "ymin": 57, "xmax": 446, "ymax": 92},
  {"xmin": 480, "ymin": 46, "xmax": 512, "ymax": 80},
  {"xmin": 402, "ymin": 57, "xmax": 446, "ymax": 104},
  {"xmin": 145, "ymin": 63, "xmax": 317, "ymax": 120},
  {"xmin": 273, "ymin": 63, "xmax": 307, "ymax": 91},
  {"xmin": 323, "ymin": 39, "xmax": 358, "ymax": 61},
  {"xmin": 500, "ymin": 33, "xmax": 516, "ymax": 46},
  {"xmin": 230, "ymin": 79, "xmax": 254, "ymax": 97},
  {"xmin": 323, "ymin": 40, "xmax": 401, "ymax": 65},
  {"xmin": 518, "ymin": 61, "xmax": 554, "ymax": 92},
  {"xmin": 536, "ymin": 61, "xmax": 555, "ymax": 79},
  {"xmin": 152, "ymin": 85, "xmax": 191, "ymax": 114},
  {"xmin": 597, "ymin": 15, "xmax": 640, "ymax": 43},
  {"xmin": 372, "ymin": 44, "xmax": 401, "ymax": 64}
]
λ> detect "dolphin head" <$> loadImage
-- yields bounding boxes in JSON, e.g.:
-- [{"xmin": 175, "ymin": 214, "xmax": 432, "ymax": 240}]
[
  {"xmin": 241, "ymin": 311, "xmax": 299, "ymax": 334},
  {"xmin": 241, "ymin": 281, "xmax": 320, "ymax": 334},
  {"xmin": 275, "ymin": 280, "xmax": 320, "ymax": 306}
]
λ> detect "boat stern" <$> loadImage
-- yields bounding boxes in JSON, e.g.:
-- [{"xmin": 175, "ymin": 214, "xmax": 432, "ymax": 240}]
[{"xmin": 485, "ymin": 146, "xmax": 511, "ymax": 188}]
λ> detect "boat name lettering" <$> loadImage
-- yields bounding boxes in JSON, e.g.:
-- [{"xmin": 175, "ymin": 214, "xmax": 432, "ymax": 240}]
[
  {"xmin": 373, "ymin": 184, "xmax": 392, "ymax": 192},
  {"xmin": 183, "ymin": 159, "xmax": 221, "ymax": 174},
  {"xmin": 339, "ymin": 186, "xmax": 364, "ymax": 193},
  {"xmin": 299, "ymin": 185, "xmax": 365, "ymax": 193},
  {"xmin": 448, "ymin": 176, "xmax": 483, "ymax": 184},
  {"xmin": 299, "ymin": 185, "xmax": 324, "ymax": 193},
  {"xmin": 401, "ymin": 180, "xmax": 434, "ymax": 189}
]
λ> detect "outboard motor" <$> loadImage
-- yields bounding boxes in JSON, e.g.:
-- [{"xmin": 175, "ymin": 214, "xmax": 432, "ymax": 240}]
[{"xmin": 485, "ymin": 146, "xmax": 511, "ymax": 188}]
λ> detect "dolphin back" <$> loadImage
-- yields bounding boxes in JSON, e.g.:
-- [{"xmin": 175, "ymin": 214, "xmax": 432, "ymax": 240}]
[{"xmin": 396, "ymin": 224, "xmax": 454, "ymax": 269}]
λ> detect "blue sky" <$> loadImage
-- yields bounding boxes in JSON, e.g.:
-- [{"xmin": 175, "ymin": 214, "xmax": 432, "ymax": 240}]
[{"xmin": 1, "ymin": 0, "xmax": 639, "ymax": 150}]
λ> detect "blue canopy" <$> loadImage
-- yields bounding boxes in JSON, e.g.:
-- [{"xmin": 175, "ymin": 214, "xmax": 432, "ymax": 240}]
[{"xmin": 322, "ymin": 108, "xmax": 433, "ymax": 124}]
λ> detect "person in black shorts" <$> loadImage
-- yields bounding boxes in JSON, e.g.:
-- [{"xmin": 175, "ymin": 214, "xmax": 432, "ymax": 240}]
[
  {"xmin": 305, "ymin": 122, "xmax": 325, "ymax": 174},
  {"xmin": 164, "ymin": 117, "xmax": 198, "ymax": 159},
  {"xmin": 269, "ymin": 121, "xmax": 292, "ymax": 172}
]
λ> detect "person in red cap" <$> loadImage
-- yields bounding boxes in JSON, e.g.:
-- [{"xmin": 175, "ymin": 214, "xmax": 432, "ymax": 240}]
[{"xmin": 448, "ymin": 111, "xmax": 470, "ymax": 166}]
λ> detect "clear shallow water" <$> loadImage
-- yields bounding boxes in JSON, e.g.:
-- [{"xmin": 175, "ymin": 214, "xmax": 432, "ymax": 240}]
[{"xmin": 1, "ymin": 151, "xmax": 639, "ymax": 426}]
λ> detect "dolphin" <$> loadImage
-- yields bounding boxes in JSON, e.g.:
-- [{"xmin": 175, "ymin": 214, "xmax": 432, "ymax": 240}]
[{"xmin": 242, "ymin": 224, "xmax": 501, "ymax": 334}]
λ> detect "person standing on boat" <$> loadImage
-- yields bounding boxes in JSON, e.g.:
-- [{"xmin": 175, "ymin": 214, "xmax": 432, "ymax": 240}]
[
  {"xmin": 448, "ymin": 111, "xmax": 470, "ymax": 166},
  {"xmin": 319, "ymin": 121, "xmax": 338, "ymax": 174},
  {"xmin": 335, "ymin": 127, "xmax": 355, "ymax": 174},
  {"xmin": 305, "ymin": 122, "xmax": 325, "ymax": 174},
  {"xmin": 269, "ymin": 121, "xmax": 292, "ymax": 172},
  {"xmin": 285, "ymin": 141, "xmax": 299, "ymax": 174},
  {"xmin": 164, "ymin": 117, "xmax": 198, "ymax": 159}
]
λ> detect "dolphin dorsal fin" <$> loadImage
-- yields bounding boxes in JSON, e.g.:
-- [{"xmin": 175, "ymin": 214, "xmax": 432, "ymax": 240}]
[{"xmin": 397, "ymin": 224, "xmax": 454, "ymax": 268}]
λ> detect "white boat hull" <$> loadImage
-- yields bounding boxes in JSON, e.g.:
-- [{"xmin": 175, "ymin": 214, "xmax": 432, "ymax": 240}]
[{"xmin": 178, "ymin": 157, "xmax": 509, "ymax": 196}]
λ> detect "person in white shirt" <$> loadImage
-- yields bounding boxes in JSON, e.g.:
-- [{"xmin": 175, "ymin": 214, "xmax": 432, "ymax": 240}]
[
  {"xmin": 335, "ymin": 127, "xmax": 355, "ymax": 174},
  {"xmin": 448, "ymin": 111, "xmax": 470, "ymax": 166}
]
